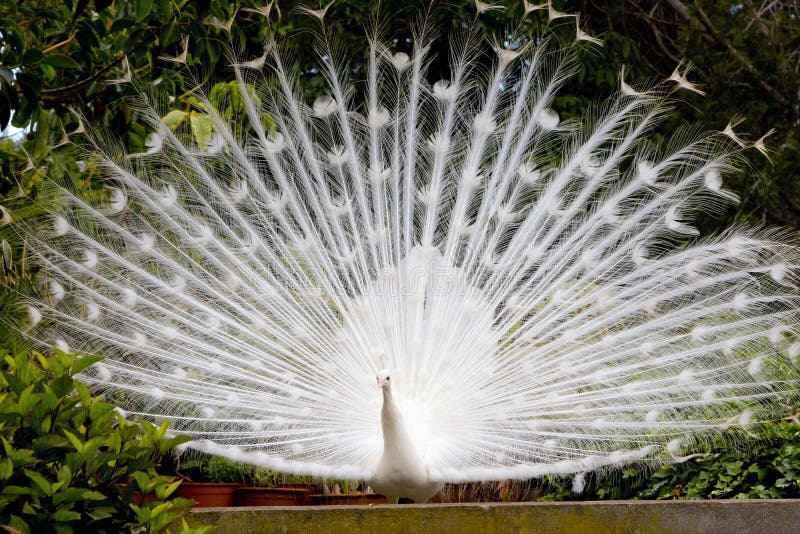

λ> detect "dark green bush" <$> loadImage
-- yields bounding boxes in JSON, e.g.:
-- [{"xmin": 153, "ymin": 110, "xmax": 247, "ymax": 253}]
[
  {"xmin": 538, "ymin": 418, "xmax": 800, "ymax": 501},
  {"xmin": 636, "ymin": 420, "xmax": 800, "ymax": 500},
  {"xmin": 0, "ymin": 348, "xmax": 210, "ymax": 534}
]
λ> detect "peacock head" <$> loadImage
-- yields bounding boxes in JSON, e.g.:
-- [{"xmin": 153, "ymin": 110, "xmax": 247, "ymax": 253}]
[{"xmin": 376, "ymin": 370, "xmax": 392, "ymax": 391}]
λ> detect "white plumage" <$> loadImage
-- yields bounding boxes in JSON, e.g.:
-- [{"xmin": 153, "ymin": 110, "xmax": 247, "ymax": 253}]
[
  {"xmin": 373, "ymin": 371, "xmax": 442, "ymax": 503},
  {"xmin": 12, "ymin": 5, "xmax": 800, "ymax": 502}
]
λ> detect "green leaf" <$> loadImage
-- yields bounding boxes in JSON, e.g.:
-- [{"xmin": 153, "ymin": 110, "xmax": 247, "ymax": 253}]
[
  {"xmin": 80, "ymin": 489, "xmax": 106, "ymax": 501},
  {"xmin": 71, "ymin": 354, "xmax": 104, "ymax": 375},
  {"xmin": 3, "ymin": 485, "xmax": 33, "ymax": 496},
  {"xmin": 189, "ymin": 113, "xmax": 213, "ymax": 149},
  {"xmin": 725, "ymin": 461, "xmax": 743, "ymax": 476},
  {"xmin": 86, "ymin": 505, "xmax": 115, "ymax": 520},
  {"xmin": 39, "ymin": 63, "xmax": 56, "ymax": 81},
  {"xmin": 159, "ymin": 479, "xmax": 182, "ymax": 499},
  {"xmin": 81, "ymin": 436, "xmax": 103, "ymax": 458},
  {"xmin": 130, "ymin": 502, "xmax": 150, "ymax": 523},
  {"xmin": 33, "ymin": 434, "xmax": 69, "ymax": 455},
  {"xmin": 0, "ymin": 458, "xmax": 13, "ymax": 480},
  {"xmin": 52, "ymin": 508, "xmax": 81, "ymax": 522},
  {"xmin": 109, "ymin": 18, "xmax": 136, "ymax": 33},
  {"xmin": 162, "ymin": 109, "xmax": 187, "ymax": 130},
  {"xmin": 156, "ymin": 420, "xmax": 169, "ymax": 440},
  {"xmin": 53, "ymin": 487, "xmax": 87, "ymax": 506},
  {"xmin": 20, "ymin": 48, "xmax": 45, "ymax": 65},
  {"xmin": 57, "ymin": 464, "xmax": 72, "ymax": 485},
  {"xmin": 18, "ymin": 386, "xmax": 41, "ymax": 416},
  {"xmin": 1, "ymin": 438, "xmax": 12, "ymax": 458},
  {"xmin": 156, "ymin": 0, "xmax": 173, "ymax": 18},
  {"xmin": 133, "ymin": 470, "xmax": 151, "ymax": 492},
  {"xmin": 61, "ymin": 429, "xmax": 84, "ymax": 454},
  {"xmin": 42, "ymin": 54, "xmax": 80, "ymax": 70},
  {"xmin": 159, "ymin": 22, "xmax": 177, "ymax": 47},
  {"xmin": 2, "ymin": 238, "xmax": 12, "ymax": 269},
  {"xmin": 135, "ymin": 0, "xmax": 153, "ymax": 21},
  {"xmin": 24, "ymin": 469, "xmax": 52, "ymax": 495},
  {"xmin": 7, "ymin": 515, "xmax": 29, "ymax": 534}
]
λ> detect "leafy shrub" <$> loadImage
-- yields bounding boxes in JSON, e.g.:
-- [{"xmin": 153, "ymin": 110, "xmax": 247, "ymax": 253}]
[
  {"xmin": 0, "ymin": 348, "xmax": 210, "ymax": 534},
  {"xmin": 636, "ymin": 420, "xmax": 800, "ymax": 499},
  {"xmin": 538, "ymin": 417, "xmax": 800, "ymax": 500}
]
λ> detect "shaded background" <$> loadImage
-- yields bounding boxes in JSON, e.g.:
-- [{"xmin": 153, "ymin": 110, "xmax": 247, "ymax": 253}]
[{"xmin": 2, "ymin": 1, "xmax": 797, "ymax": 227}]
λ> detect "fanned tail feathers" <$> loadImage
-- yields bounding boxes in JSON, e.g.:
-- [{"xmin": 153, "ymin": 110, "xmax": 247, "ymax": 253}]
[{"xmin": 13, "ymin": 9, "xmax": 800, "ymax": 482}]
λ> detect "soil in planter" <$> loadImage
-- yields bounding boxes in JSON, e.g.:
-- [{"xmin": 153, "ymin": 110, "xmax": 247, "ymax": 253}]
[
  {"xmin": 235, "ymin": 487, "xmax": 312, "ymax": 506},
  {"xmin": 279, "ymin": 482, "xmax": 323, "ymax": 494},
  {"xmin": 177, "ymin": 482, "xmax": 241, "ymax": 507},
  {"xmin": 311, "ymin": 493, "xmax": 388, "ymax": 505}
]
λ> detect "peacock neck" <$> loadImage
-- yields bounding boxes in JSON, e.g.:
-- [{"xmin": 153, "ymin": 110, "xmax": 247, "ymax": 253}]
[{"xmin": 381, "ymin": 387, "xmax": 410, "ymax": 455}]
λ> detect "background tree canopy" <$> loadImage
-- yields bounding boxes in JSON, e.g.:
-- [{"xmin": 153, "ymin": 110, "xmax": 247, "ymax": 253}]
[
  {"xmin": 1, "ymin": 0, "xmax": 797, "ymax": 230},
  {"xmin": 2, "ymin": 0, "xmax": 798, "ymax": 330}
]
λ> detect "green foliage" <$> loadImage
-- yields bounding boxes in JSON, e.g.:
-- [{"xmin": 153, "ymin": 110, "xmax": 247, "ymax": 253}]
[
  {"xmin": 637, "ymin": 421, "xmax": 800, "ymax": 499},
  {"xmin": 0, "ymin": 0, "xmax": 260, "ymax": 202},
  {"xmin": 576, "ymin": 1, "xmax": 800, "ymax": 229},
  {"xmin": 4, "ymin": 0, "xmax": 797, "ymax": 229},
  {"xmin": 0, "ymin": 348, "xmax": 209, "ymax": 534},
  {"xmin": 176, "ymin": 454, "xmax": 256, "ymax": 484},
  {"xmin": 0, "ymin": 0, "xmax": 235, "ymax": 134},
  {"xmin": 162, "ymin": 80, "xmax": 274, "ymax": 148},
  {"xmin": 538, "ymin": 419, "xmax": 800, "ymax": 501}
]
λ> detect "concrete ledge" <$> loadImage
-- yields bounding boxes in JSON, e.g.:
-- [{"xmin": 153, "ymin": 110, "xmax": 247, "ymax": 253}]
[{"xmin": 185, "ymin": 500, "xmax": 800, "ymax": 534}]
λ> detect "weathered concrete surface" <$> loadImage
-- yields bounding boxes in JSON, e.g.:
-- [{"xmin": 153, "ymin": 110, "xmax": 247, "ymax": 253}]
[{"xmin": 184, "ymin": 500, "xmax": 800, "ymax": 534}]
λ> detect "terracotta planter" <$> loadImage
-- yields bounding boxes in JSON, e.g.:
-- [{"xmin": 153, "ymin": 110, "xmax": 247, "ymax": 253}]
[
  {"xmin": 235, "ymin": 487, "xmax": 312, "ymax": 506},
  {"xmin": 279, "ymin": 482, "xmax": 323, "ymax": 494},
  {"xmin": 311, "ymin": 493, "xmax": 387, "ymax": 505},
  {"xmin": 177, "ymin": 482, "xmax": 241, "ymax": 507}
]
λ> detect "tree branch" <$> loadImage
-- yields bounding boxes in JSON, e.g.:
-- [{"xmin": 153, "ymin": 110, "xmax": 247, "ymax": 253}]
[
  {"xmin": 663, "ymin": 0, "xmax": 789, "ymax": 105},
  {"xmin": 635, "ymin": 1, "xmax": 681, "ymax": 63},
  {"xmin": 42, "ymin": 36, "xmax": 75, "ymax": 55},
  {"xmin": 37, "ymin": 29, "xmax": 158, "ymax": 105},
  {"xmin": 664, "ymin": 0, "xmax": 692, "ymax": 21}
]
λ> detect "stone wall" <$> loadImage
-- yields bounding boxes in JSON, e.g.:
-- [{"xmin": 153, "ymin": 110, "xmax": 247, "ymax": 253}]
[{"xmin": 184, "ymin": 500, "xmax": 800, "ymax": 533}]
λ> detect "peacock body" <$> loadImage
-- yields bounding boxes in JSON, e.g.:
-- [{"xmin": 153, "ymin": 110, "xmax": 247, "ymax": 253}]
[{"xmin": 11, "ymin": 4, "xmax": 800, "ymax": 502}]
